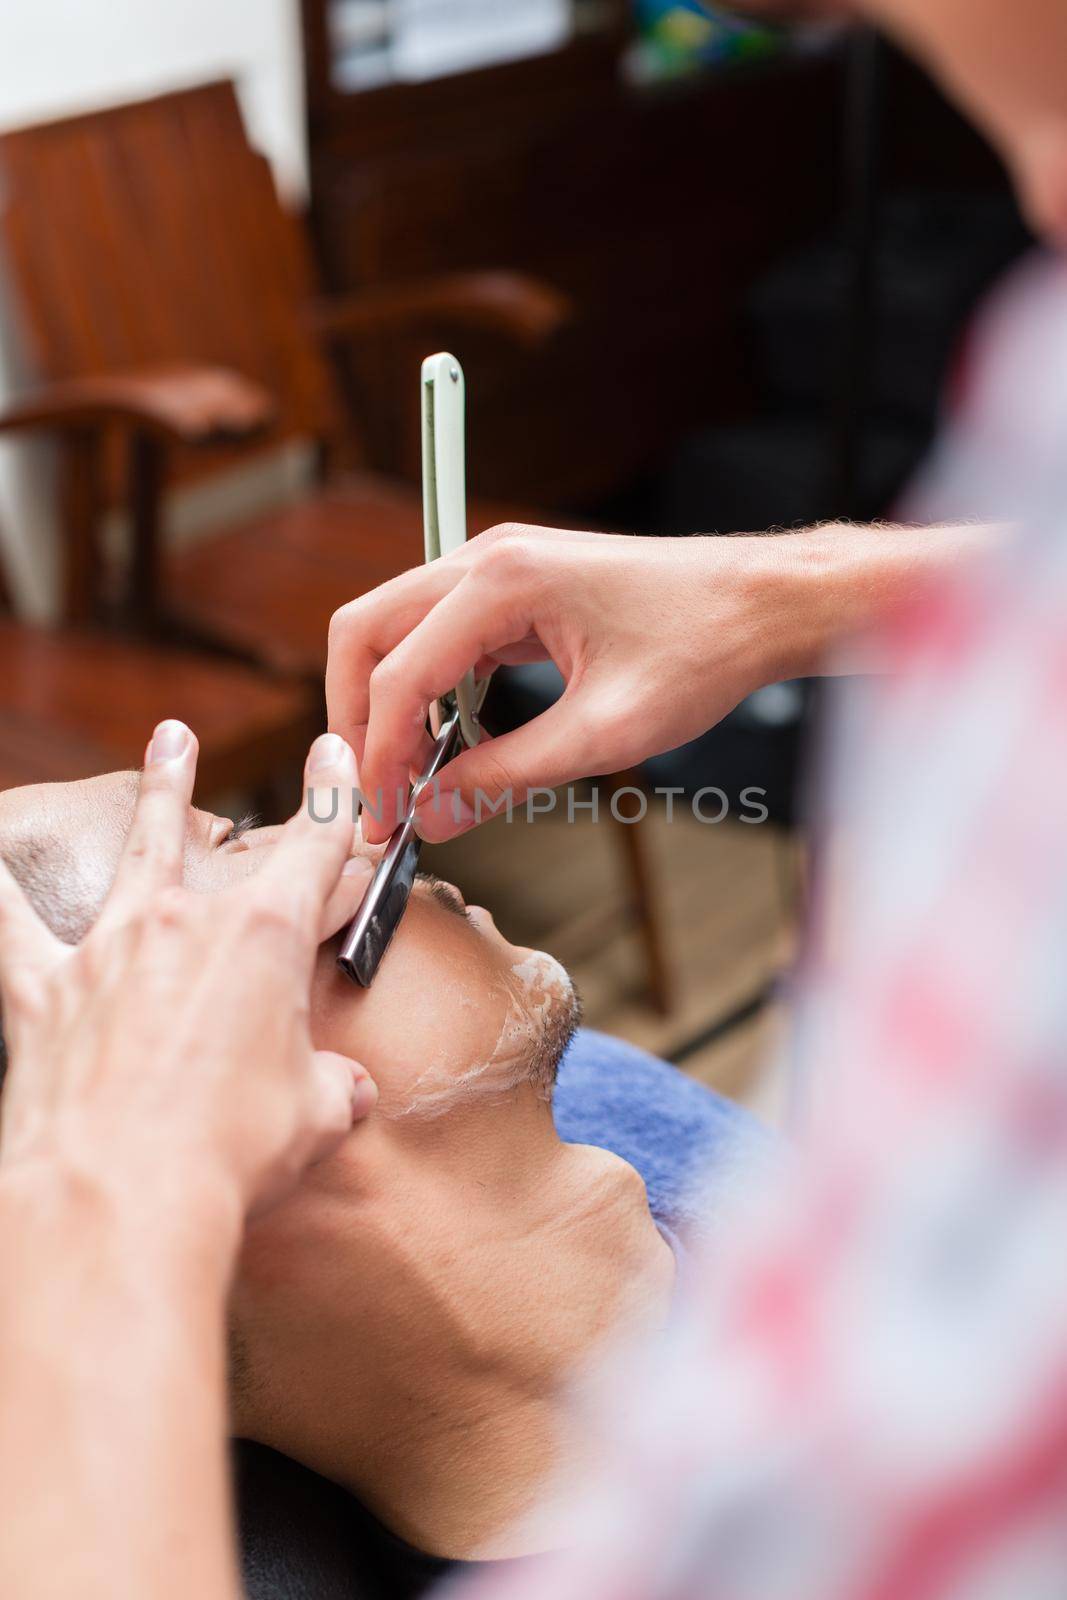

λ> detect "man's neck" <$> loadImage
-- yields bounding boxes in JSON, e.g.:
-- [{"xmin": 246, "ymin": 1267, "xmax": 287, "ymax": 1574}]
[
  {"xmin": 235, "ymin": 1092, "xmax": 675, "ymax": 1559},
  {"xmin": 358, "ymin": 1085, "xmax": 571, "ymax": 1205}
]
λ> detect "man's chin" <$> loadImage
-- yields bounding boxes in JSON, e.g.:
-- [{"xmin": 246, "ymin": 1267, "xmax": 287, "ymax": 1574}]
[{"xmin": 509, "ymin": 950, "xmax": 582, "ymax": 1095}]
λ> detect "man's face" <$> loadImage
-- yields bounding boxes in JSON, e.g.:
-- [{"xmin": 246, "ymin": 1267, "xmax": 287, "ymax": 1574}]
[{"xmin": 0, "ymin": 772, "xmax": 579, "ymax": 1122}]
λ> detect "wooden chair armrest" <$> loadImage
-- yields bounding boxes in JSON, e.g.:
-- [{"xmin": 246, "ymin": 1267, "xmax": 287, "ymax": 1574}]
[
  {"xmin": 0, "ymin": 365, "xmax": 277, "ymax": 447},
  {"xmin": 310, "ymin": 271, "xmax": 571, "ymax": 351}
]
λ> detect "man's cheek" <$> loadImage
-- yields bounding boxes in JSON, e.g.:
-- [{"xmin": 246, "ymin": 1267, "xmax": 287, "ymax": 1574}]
[{"xmin": 309, "ymin": 957, "xmax": 358, "ymax": 1049}]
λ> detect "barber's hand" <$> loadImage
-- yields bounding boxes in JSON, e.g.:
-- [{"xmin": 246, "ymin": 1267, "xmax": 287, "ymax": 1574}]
[
  {"xmin": 327, "ymin": 525, "xmax": 797, "ymax": 843},
  {"xmin": 0, "ymin": 722, "xmax": 377, "ymax": 1222}
]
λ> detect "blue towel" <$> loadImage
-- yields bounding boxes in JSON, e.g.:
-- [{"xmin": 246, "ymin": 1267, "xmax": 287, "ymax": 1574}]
[{"xmin": 552, "ymin": 1028, "xmax": 769, "ymax": 1236}]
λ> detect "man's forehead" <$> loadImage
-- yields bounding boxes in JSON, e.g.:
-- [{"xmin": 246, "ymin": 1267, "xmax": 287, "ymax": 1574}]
[
  {"xmin": 0, "ymin": 770, "xmax": 140, "ymax": 848},
  {"xmin": 0, "ymin": 771, "xmax": 144, "ymax": 947}
]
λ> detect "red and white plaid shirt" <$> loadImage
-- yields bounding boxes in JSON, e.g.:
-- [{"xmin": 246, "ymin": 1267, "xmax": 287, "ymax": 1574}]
[{"xmin": 456, "ymin": 253, "xmax": 1067, "ymax": 1600}]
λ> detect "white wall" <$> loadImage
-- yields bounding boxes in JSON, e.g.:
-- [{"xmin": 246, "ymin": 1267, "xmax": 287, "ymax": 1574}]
[
  {"xmin": 0, "ymin": 0, "xmax": 309, "ymax": 615},
  {"xmin": 1, "ymin": 0, "xmax": 308, "ymax": 195}
]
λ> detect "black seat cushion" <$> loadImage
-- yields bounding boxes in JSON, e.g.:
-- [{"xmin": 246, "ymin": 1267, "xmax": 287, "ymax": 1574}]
[{"xmin": 234, "ymin": 1441, "xmax": 455, "ymax": 1600}]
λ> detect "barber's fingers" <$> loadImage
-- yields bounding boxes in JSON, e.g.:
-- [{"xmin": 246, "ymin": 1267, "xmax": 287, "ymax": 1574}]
[
  {"xmin": 249, "ymin": 1050, "xmax": 378, "ymax": 1217},
  {"xmin": 413, "ymin": 691, "xmax": 620, "ymax": 843},
  {"xmin": 359, "ymin": 567, "xmax": 543, "ymax": 842},
  {"xmin": 251, "ymin": 734, "xmax": 358, "ymax": 949},
  {"xmin": 307, "ymin": 1051, "xmax": 378, "ymax": 1149},
  {"xmin": 0, "ymin": 859, "xmax": 62, "ymax": 982},
  {"xmin": 325, "ymin": 526, "xmax": 602, "ymax": 759},
  {"xmin": 98, "ymin": 721, "xmax": 199, "ymax": 929},
  {"xmin": 327, "ymin": 563, "xmax": 465, "ymax": 751}
]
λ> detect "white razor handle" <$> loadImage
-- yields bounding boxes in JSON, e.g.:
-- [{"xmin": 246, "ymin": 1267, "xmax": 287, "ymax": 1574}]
[{"xmin": 421, "ymin": 353, "xmax": 478, "ymax": 749}]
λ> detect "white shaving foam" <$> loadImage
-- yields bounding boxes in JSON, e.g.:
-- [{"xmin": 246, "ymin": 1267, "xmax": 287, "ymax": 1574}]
[{"xmin": 385, "ymin": 949, "xmax": 576, "ymax": 1120}]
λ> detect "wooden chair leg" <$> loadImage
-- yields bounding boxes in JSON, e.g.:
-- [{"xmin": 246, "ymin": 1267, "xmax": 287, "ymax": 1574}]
[
  {"xmin": 608, "ymin": 770, "xmax": 673, "ymax": 1016},
  {"xmin": 128, "ymin": 430, "xmax": 166, "ymax": 629},
  {"xmin": 60, "ymin": 428, "xmax": 104, "ymax": 624}
]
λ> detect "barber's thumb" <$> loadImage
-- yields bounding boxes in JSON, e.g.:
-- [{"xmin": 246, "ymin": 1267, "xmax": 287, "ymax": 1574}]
[
  {"xmin": 309, "ymin": 1052, "xmax": 379, "ymax": 1154},
  {"xmin": 318, "ymin": 853, "xmax": 377, "ymax": 942},
  {"xmin": 406, "ymin": 736, "xmax": 531, "ymax": 844},
  {"xmin": 412, "ymin": 726, "xmax": 575, "ymax": 851},
  {"xmin": 410, "ymin": 749, "xmax": 496, "ymax": 842}
]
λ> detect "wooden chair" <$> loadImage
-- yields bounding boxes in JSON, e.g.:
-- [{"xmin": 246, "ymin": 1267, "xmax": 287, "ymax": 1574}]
[
  {"xmin": 0, "ymin": 82, "xmax": 671, "ymax": 1009},
  {"xmin": 0, "ymin": 366, "xmax": 312, "ymax": 798},
  {"xmin": 0, "ymin": 549, "xmax": 315, "ymax": 799},
  {"xmin": 0, "ymin": 620, "xmax": 319, "ymax": 799},
  {"xmin": 0, "ymin": 81, "xmax": 566, "ymax": 670}
]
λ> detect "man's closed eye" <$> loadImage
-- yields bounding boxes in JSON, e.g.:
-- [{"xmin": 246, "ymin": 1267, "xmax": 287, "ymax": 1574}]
[
  {"xmin": 221, "ymin": 814, "xmax": 259, "ymax": 847},
  {"xmin": 416, "ymin": 873, "xmax": 472, "ymax": 924}
]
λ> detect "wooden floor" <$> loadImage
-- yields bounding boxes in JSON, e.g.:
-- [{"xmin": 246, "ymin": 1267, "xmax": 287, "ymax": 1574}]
[{"xmin": 424, "ymin": 796, "xmax": 803, "ymax": 1128}]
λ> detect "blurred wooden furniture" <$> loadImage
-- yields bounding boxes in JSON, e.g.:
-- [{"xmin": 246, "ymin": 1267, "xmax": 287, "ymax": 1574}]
[
  {"xmin": 300, "ymin": 0, "xmax": 844, "ymax": 507},
  {"xmin": 0, "ymin": 81, "xmax": 566, "ymax": 676},
  {"xmin": 0, "ymin": 383, "xmax": 319, "ymax": 797},
  {"xmin": 0, "ymin": 621, "xmax": 317, "ymax": 797}
]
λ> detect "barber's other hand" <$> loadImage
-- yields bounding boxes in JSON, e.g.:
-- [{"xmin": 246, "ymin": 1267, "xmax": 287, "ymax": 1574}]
[
  {"xmin": 0, "ymin": 723, "xmax": 377, "ymax": 1224},
  {"xmin": 327, "ymin": 525, "xmax": 802, "ymax": 843}
]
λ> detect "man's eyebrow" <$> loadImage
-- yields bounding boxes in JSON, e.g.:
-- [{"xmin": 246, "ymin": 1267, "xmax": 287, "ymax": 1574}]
[{"xmin": 414, "ymin": 872, "xmax": 470, "ymax": 922}]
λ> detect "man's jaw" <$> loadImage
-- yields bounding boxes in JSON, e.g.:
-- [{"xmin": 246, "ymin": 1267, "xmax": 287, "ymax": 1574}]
[{"xmin": 377, "ymin": 951, "xmax": 580, "ymax": 1123}]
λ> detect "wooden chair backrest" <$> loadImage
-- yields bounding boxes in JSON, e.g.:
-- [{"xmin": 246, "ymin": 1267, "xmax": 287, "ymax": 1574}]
[{"xmin": 0, "ymin": 81, "xmax": 344, "ymax": 476}]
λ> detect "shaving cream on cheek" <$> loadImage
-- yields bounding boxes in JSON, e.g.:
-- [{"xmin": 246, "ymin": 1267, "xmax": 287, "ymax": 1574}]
[{"xmin": 385, "ymin": 949, "xmax": 575, "ymax": 1119}]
